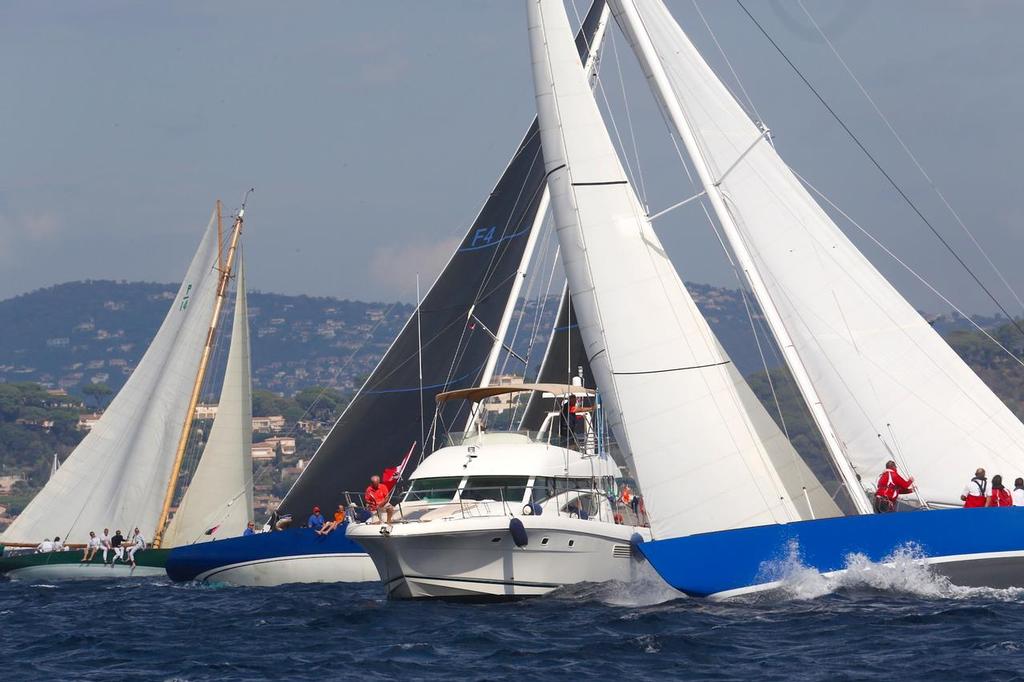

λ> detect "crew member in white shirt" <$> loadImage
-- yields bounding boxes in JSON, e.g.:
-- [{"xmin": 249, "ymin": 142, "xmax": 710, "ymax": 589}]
[
  {"xmin": 99, "ymin": 528, "xmax": 112, "ymax": 564},
  {"xmin": 35, "ymin": 538, "xmax": 54, "ymax": 553},
  {"xmin": 81, "ymin": 531, "xmax": 102, "ymax": 563},
  {"xmin": 127, "ymin": 528, "xmax": 146, "ymax": 568},
  {"xmin": 1013, "ymin": 478, "xmax": 1024, "ymax": 507},
  {"xmin": 52, "ymin": 536, "xmax": 64, "ymax": 552}
]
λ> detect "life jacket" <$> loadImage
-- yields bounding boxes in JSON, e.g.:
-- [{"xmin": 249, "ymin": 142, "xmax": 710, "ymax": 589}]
[
  {"xmin": 964, "ymin": 477, "xmax": 988, "ymax": 508},
  {"xmin": 875, "ymin": 469, "xmax": 907, "ymax": 501},
  {"xmin": 620, "ymin": 487, "xmax": 633, "ymax": 504}
]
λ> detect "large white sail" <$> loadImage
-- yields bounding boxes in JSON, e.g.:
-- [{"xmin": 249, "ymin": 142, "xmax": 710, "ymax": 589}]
[
  {"xmin": 527, "ymin": 0, "xmax": 833, "ymax": 539},
  {"xmin": 2, "ymin": 212, "xmax": 222, "ymax": 544},
  {"xmin": 163, "ymin": 258, "xmax": 253, "ymax": 546},
  {"xmin": 613, "ymin": 0, "xmax": 1024, "ymax": 507}
]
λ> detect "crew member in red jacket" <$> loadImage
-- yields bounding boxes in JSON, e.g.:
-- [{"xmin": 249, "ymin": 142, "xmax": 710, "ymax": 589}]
[
  {"xmin": 987, "ymin": 474, "xmax": 1013, "ymax": 507},
  {"xmin": 961, "ymin": 468, "xmax": 988, "ymax": 508},
  {"xmin": 874, "ymin": 460, "xmax": 914, "ymax": 513}
]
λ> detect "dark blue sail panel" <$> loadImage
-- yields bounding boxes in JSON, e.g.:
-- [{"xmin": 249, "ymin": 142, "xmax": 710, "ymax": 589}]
[
  {"xmin": 520, "ymin": 285, "xmax": 593, "ymax": 430},
  {"xmin": 279, "ymin": 1, "xmax": 608, "ymax": 519}
]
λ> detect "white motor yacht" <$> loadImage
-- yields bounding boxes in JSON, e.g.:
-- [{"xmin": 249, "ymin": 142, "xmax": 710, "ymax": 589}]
[{"xmin": 347, "ymin": 383, "xmax": 651, "ymax": 599}]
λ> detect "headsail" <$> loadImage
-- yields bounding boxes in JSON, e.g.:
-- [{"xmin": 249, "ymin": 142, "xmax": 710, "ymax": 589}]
[
  {"xmin": 612, "ymin": 0, "xmax": 1024, "ymax": 507},
  {"xmin": 2, "ymin": 211, "xmax": 222, "ymax": 544},
  {"xmin": 528, "ymin": 0, "xmax": 834, "ymax": 539},
  {"xmin": 163, "ymin": 257, "xmax": 253, "ymax": 546},
  {"xmin": 277, "ymin": 0, "xmax": 611, "ymax": 519}
]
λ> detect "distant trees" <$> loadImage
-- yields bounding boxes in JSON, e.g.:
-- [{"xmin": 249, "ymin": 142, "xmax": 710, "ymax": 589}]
[{"xmin": 81, "ymin": 382, "xmax": 113, "ymax": 409}]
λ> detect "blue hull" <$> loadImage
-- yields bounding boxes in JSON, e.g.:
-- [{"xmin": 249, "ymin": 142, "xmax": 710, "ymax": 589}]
[
  {"xmin": 639, "ymin": 507, "xmax": 1024, "ymax": 598},
  {"xmin": 165, "ymin": 526, "xmax": 366, "ymax": 583}
]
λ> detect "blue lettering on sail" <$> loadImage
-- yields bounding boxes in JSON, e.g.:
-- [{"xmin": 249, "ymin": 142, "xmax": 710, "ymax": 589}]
[{"xmin": 458, "ymin": 225, "xmax": 530, "ymax": 253}]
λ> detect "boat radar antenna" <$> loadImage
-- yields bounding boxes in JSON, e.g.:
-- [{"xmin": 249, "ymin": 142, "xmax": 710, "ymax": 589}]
[{"xmin": 153, "ymin": 194, "xmax": 248, "ymax": 548}]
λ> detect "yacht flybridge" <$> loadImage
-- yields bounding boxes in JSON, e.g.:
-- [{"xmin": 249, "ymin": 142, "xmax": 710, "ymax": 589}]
[{"xmin": 348, "ymin": 383, "xmax": 651, "ymax": 600}]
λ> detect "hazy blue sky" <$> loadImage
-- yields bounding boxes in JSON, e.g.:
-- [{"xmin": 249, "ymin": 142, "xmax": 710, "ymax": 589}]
[{"xmin": 2, "ymin": 1, "xmax": 1022, "ymax": 314}]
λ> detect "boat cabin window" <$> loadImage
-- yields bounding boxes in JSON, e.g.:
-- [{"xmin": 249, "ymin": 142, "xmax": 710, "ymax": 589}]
[
  {"xmin": 404, "ymin": 476, "xmax": 463, "ymax": 503},
  {"xmin": 530, "ymin": 476, "xmax": 597, "ymax": 502},
  {"xmin": 459, "ymin": 476, "xmax": 529, "ymax": 504}
]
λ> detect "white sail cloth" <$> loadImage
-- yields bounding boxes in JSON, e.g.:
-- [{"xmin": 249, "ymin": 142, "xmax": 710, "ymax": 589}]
[
  {"xmin": 527, "ymin": 0, "xmax": 834, "ymax": 540},
  {"xmin": 163, "ymin": 259, "xmax": 253, "ymax": 546},
  {"xmin": 615, "ymin": 0, "xmax": 1024, "ymax": 507},
  {"xmin": 2, "ymin": 212, "xmax": 222, "ymax": 544}
]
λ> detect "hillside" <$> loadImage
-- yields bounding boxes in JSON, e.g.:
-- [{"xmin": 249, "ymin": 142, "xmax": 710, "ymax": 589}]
[{"xmin": 0, "ymin": 280, "xmax": 820, "ymax": 397}]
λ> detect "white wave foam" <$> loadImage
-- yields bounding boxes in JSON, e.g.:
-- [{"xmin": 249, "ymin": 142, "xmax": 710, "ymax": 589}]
[
  {"xmin": 757, "ymin": 540, "xmax": 1024, "ymax": 602},
  {"xmin": 595, "ymin": 560, "xmax": 685, "ymax": 607}
]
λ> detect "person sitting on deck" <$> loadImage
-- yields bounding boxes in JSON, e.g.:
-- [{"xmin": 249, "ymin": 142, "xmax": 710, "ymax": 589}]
[
  {"xmin": 365, "ymin": 475, "xmax": 395, "ymax": 526},
  {"xmin": 316, "ymin": 505, "xmax": 347, "ymax": 536},
  {"xmin": 110, "ymin": 530, "xmax": 126, "ymax": 564},
  {"xmin": 52, "ymin": 536, "xmax": 64, "ymax": 552},
  {"xmin": 81, "ymin": 531, "xmax": 101, "ymax": 563},
  {"xmin": 1014, "ymin": 478, "xmax": 1024, "ymax": 507},
  {"xmin": 307, "ymin": 506, "xmax": 325, "ymax": 531},
  {"xmin": 35, "ymin": 538, "xmax": 54, "ymax": 553},
  {"xmin": 988, "ymin": 475, "xmax": 1013, "ymax": 508},
  {"xmin": 99, "ymin": 528, "xmax": 111, "ymax": 563},
  {"xmin": 127, "ymin": 528, "xmax": 146, "ymax": 567},
  {"xmin": 243, "ymin": 522, "xmax": 256, "ymax": 537},
  {"xmin": 961, "ymin": 469, "xmax": 988, "ymax": 508},
  {"xmin": 873, "ymin": 460, "xmax": 914, "ymax": 513}
]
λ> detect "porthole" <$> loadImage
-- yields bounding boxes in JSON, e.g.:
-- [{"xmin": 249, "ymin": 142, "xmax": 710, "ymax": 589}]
[
  {"xmin": 568, "ymin": 539, "xmax": 575, "ymax": 548},
  {"xmin": 541, "ymin": 537, "xmax": 549, "ymax": 546}
]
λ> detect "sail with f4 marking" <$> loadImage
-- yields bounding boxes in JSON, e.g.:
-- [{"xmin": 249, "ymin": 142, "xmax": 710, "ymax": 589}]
[
  {"xmin": 527, "ymin": 0, "xmax": 836, "ymax": 539},
  {"xmin": 163, "ymin": 256, "xmax": 253, "ymax": 546},
  {"xmin": 612, "ymin": 0, "xmax": 1024, "ymax": 508},
  {"xmin": 1, "ymin": 211, "xmax": 222, "ymax": 544}
]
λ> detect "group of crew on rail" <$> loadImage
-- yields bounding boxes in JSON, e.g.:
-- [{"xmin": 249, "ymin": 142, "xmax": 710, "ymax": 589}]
[
  {"xmin": 261, "ymin": 471, "xmax": 400, "ymax": 537},
  {"xmin": 33, "ymin": 527, "xmax": 148, "ymax": 567},
  {"xmin": 874, "ymin": 461, "xmax": 1024, "ymax": 512}
]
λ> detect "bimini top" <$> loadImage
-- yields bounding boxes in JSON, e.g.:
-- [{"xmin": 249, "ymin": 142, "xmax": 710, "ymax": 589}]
[{"xmin": 435, "ymin": 383, "xmax": 595, "ymax": 404}]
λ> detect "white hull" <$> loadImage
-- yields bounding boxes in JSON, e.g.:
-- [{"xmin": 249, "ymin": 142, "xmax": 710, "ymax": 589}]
[
  {"xmin": 351, "ymin": 516, "xmax": 648, "ymax": 599},
  {"xmin": 192, "ymin": 552, "xmax": 379, "ymax": 587},
  {"xmin": 6, "ymin": 563, "xmax": 165, "ymax": 581}
]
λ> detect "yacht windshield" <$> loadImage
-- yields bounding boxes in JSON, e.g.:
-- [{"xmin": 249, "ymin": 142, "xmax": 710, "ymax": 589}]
[
  {"xmin": 459, "ymin": 476, "xmax": 529, "ymax": 504},
  {"xmin": 404, "ymin": 476, "xmax": 462, "ymax": 503}
]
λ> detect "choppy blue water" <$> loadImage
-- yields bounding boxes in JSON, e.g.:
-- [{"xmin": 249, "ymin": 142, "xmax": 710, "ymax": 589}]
[{"xmin": 3, "ymin": 562, "xmax": 1024, "ymax": 681}]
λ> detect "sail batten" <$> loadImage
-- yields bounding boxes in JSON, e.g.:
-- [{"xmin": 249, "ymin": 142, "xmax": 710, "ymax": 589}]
[{"xmin": 616, "ymin": 0, "xmax": 1024, "ymax": 507}]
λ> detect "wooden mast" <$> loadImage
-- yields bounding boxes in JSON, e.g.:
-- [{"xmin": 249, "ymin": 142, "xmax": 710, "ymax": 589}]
[{"xmin": 153, "ymin": 202, "xmax": 245, "ymax": 548}]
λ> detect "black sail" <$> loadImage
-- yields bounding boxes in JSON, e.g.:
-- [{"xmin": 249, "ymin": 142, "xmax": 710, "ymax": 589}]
[
  {"xmin": 519, "ymin": 284, "xmax": 593, "ymax": 430},
  {"xmin": 279, "ymin": 1, "xmax": 607, "ymax": 518}
]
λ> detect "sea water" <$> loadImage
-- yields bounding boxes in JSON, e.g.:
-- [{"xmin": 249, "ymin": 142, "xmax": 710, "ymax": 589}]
[{"xmin": 2, "ymin": 557, "xmax": 1024, "ymax": 680}]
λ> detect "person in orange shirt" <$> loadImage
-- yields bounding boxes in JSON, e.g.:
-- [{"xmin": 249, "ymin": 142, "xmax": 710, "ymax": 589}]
[
  {"xmin": 316, "ymin": 504, "xmax": 348, "ymax": 536},
  {"xmin": 365, "ymin": 475, "xmax": 395, "ymax": 525}
]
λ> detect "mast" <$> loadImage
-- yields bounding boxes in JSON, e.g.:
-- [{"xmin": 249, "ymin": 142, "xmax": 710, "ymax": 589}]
[
  {"xmin": 609, "ymin": 0, "xmax": 873, "ymax": 514},
  {"xmin": 153, "ymin": 202, "xmax": 246, "ymax": 547}
]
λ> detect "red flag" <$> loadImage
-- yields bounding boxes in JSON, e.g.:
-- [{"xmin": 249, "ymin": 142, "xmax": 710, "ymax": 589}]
[
  {"xmin": 382, "ymin": 442, "xmax": 416, "ymax": 495},
  {"xmin": 204, "ymin": 524, "xmax": 220, "ymax": 536}
]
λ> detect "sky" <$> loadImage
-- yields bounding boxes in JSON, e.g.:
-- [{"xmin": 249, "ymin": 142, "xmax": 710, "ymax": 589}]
[{"xmin": 2, "ymin": 1, "xmax": 1023, "ymax": 315}]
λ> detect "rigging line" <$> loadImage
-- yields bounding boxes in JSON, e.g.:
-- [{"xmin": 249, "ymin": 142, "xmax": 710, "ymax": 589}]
[
  {"xmin": 497, "ymin": 217, "xmax": 551, "ymax": 379},
  {"xmin": 736, "ymin": 0, "xmax": 1024, "ymax": 341},
  {"xmin": 796, "ymin": 0, "xmax": 1024, "ymax": 314},
  {"xmin": 609, "ymin": 25, "xmax": 649, "ymax": 205},
  {"xmin": 692, "ymin": 0, "xmax": 766, "ymax": 128},
  {"xmin": 791, "ymin": 165, "xmax": 1024, "ymax": 371}
]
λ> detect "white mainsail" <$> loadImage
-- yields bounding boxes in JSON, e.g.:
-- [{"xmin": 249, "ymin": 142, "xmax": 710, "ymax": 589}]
[
  {"xmin": 612, "ymin": 0, "xmax": 1024, "ymax": 508},
  {"xmin": 527, "ymin": 0, "xmax": 836, "ymax": 540},
  {"xmin": 2, "ymin": 211, "xmax": 222, "ymax": 544},
  {"xmin": 163, "ymin": 258, "xmax": 253, "ymax": 546}
]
